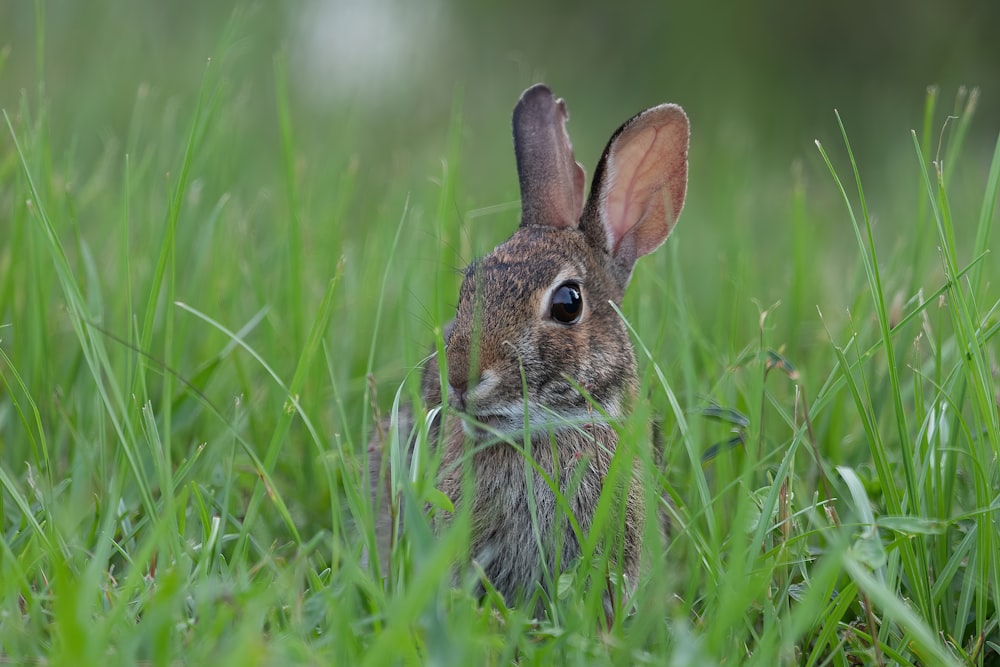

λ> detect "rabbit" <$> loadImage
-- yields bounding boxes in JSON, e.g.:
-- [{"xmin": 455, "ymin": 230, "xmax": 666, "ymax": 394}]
[{"xmin": 366, "ymin": 83, "xmax": 689, "ymax": 611}]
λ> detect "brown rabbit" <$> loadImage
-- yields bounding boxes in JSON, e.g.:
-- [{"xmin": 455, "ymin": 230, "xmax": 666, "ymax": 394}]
[{"xmin": 367, "ymin": 83, "xmax": 689, "ymax": 609}]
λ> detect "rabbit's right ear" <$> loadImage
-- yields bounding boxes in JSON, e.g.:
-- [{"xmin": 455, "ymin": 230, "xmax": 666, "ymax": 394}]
[
  {"xmin": 513, "ymin": 84, "xmax": 587, "ymax": 229},
  {"xmin": 582, "ymin": 104, "xmax": 689, "ymax": 288}
]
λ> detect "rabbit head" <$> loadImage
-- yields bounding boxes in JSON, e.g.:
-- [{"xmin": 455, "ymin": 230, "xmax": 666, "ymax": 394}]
[{"xmin": 438, "ymin": 84, "xmax": 689, "ymax": 436}]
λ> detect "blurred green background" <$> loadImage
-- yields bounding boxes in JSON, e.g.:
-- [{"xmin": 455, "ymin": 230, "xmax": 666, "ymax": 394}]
[
  {"xmin": 2, "ymin": 0, "xmax": 998, "ymax": 452},
  {"xmin": 5, "ymin": 0, "xmax": 999, "ymax": 161},
  {"xmin": 1, "ymin": 4, "xmax": 999, "ymax": 660},
  {"xmin": 4, "ymin": 0, "xmax": 997, "ymax": 304}
]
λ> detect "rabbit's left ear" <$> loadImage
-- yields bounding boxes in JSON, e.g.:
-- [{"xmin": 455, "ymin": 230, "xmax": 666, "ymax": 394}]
[
  {"xmin": 513, "ymin": 84, "xmax": 587, "ymax": 229},
  {"xmin": 583, "ymin": 104, "xmax": 689, "ymax": 285}
]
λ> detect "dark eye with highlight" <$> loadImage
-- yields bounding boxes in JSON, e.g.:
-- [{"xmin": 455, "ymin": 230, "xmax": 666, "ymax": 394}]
[{"xmin": 550, "ymin": 282, "xmax": 583, "ymax": 324}]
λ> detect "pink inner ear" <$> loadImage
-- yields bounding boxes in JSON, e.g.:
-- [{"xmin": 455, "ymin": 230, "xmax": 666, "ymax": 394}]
[{"xmin": 601, "ymin": 106, "xmax": 688, "ymax": 263}]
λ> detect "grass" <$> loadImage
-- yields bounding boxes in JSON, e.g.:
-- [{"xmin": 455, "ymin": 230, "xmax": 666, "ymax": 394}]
[{"xmin": 2, "ymin": 8, "xmax": 1000, "ymax": 666}]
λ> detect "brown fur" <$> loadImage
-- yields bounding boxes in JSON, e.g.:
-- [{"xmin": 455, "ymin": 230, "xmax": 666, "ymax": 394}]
[{"xmin": 366, "ymin": 84, "xmax": 689, "ymax": 610}]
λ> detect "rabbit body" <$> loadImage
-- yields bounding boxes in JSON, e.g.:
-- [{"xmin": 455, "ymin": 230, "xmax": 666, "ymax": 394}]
[{"xmin": 368, "ymin": 84, "xmax": 688, "ymax": 608}]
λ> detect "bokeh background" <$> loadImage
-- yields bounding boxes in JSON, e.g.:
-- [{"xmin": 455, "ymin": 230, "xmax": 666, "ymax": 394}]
[
  {"xmin": 5, "ymin": 0, "xmax": 998, "ymax": 288},
  {"xmin": 2, "ymin": 5, "xmax": 999, "ymax": 661},
  {"xmin": 2, "ymin": 0, "xmax": 998, "ymax": 449}
]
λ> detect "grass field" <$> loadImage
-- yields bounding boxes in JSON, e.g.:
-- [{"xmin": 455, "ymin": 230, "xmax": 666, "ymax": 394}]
[{"xmin": 2, "ymin": 3, "xmax": 999, "ymax": 665}]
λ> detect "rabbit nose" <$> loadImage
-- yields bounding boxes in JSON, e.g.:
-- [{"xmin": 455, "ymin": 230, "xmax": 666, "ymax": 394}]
[
  {"xmin": 450, "ymin": 385, "xmax": 467, "ymax": 411},
  {"xmin": 448, "ymin": 375, "xmax": 477, "ymax": 412}
]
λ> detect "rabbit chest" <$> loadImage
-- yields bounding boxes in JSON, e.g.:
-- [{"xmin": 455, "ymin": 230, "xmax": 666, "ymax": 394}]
[{"xmin": 436, "ymin": 419, "xmax": 644, "ymax": 603}]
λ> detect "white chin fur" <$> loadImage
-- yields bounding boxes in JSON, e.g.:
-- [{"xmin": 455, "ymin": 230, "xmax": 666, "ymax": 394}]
[{"xmin": 460, "ymin": 402, "xmax": 619, "ymax": 439}]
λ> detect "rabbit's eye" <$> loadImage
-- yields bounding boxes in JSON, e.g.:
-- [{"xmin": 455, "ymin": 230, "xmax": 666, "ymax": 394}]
[{"xmin": 550, "ymin": 282, "xmax": 583, "ymax": 324}]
